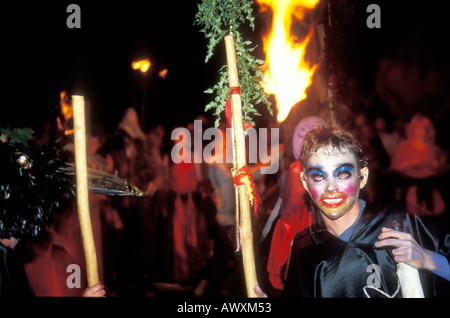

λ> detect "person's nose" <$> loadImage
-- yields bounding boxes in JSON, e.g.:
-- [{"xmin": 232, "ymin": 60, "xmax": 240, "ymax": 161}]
[{"xmin": 325, "ymin": 178, "xmax": 338, "ymax": 193}]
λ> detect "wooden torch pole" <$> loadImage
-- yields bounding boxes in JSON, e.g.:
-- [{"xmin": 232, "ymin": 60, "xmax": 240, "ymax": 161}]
[
  {"xmin": 224, "ymin": 34, "xmax": 258, "ymax": 297},
  {"xmin": 73, "ymin": 95, "xmax": 99, "ymax": 287}
]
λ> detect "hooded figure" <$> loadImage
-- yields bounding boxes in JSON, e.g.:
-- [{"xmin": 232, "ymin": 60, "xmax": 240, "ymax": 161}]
[{"xmin": 118, "ymin": 108, "xmax": 147, "ymax": 142}]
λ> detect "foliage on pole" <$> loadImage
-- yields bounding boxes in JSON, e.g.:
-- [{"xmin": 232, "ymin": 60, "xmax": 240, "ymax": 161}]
[{"xmin": 194, "ymin": 0, "xmax": 272, "ymax": 128}]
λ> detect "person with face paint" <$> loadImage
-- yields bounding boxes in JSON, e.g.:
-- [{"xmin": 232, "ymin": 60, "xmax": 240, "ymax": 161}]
[{"xmin": 255, "ymin": 125, "xmax": 450, "ymax": 298}]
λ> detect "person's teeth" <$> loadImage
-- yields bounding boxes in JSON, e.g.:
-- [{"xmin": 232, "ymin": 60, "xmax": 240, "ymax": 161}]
[{"xmin": 324, "ymin": 198, "xmax": 343, "ymax": 204}]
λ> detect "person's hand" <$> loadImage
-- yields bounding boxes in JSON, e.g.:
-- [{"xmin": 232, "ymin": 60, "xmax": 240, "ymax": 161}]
[
  {"xmin": 254, "ymin": 286, "xmax": 268, "ymax": 298},
  {"xmin": 82, "ymin": 282, "xmax": 107, "ymax": 297},
  {"xmin": 375, "ymin": 227, "xmax": 434, "ymax": 270}
]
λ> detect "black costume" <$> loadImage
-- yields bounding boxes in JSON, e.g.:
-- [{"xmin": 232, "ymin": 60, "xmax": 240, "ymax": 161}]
[
  {"xmin": 283, "ymin": 201, "xmax": 450, "ymax": 297},
  {"xmin": 0, "ymin": 243, "xmax": 34, "ymax": 296}
]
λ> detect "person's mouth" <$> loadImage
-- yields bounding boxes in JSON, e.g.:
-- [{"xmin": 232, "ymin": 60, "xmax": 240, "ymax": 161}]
[{"xmin": 320, "ymin": 195, "xmax": 347, "ymax": 208}]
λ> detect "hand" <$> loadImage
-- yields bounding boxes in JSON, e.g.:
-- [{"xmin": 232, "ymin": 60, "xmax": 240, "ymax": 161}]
[
  {"xmin": 254, "ymin": 286, "xmax": 268, "ymax": 298},
  {"xmin": 82, "ymin": 282, "xmax": 107, "ymax": 297},
  {"xmin": 375, "ymin": 227, "xmax": 434, "ymax": 271}
]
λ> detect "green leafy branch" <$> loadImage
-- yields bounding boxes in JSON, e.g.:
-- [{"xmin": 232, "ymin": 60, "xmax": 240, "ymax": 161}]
[{"xmin": 194, "ymin": 0, "xmax": 272, "ymax": 128}]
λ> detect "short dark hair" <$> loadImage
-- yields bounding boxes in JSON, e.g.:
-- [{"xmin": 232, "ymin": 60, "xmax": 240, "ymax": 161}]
[{"xmin": 300, "ymin": 125, "xmax": 369, "ymax": 169}]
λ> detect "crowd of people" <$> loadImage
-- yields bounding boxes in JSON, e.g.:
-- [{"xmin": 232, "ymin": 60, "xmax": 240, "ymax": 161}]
[
  {"xmin": 1, "ymin": 90, "xmax": 449, "ymax": 297},
  {"xmin": 13, "ymin": 98, "xmax": 249, "ymax": 297}
]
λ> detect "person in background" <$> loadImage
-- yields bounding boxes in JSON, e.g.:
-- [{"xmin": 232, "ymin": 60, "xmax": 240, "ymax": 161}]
[
  {"xmin": 96, "ymin": 107, "xmax": 149, "ymax": 295},
  {"xmin": 390, "ymin": 113, "xmax": 448, "ymax": 218},
  {"xmin": 0, "ymin": 237, "xmax": 105, "ymax": 296}
]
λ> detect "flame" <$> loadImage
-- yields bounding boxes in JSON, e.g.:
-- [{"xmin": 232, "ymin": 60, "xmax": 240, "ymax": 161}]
[
  {"xmin": 257, "ymin": 0, "xmax": 319, "ymax": 122},
  {"xmin": 158, "ymin": 68, "xmax": 168, "ymax": 79},
  {"xmin": 60, "ymin": 91, "xmax": 73, "ymax": 121},
  {"xmin": 58, "ymin": 91, "xmax": 74, "ymax": 135},
  {"xmin": 131, "ymin": 59, "xmax": 151, "ymax": 73}
]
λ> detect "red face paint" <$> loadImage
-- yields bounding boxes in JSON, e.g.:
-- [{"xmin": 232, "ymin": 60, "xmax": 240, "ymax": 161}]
[{"xmin": 303, "ymin": 148, "xmax": 362, "ymax": 220}]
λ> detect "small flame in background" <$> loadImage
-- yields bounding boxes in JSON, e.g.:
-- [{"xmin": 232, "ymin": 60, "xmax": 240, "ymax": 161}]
[
  {"xmin": 257, "ymin": 0, "xmax": 320, "ymax": 122},
  {"xmin": 131, "ymin": 59, "xmax": 151, "ymax": 73},
  {"xmin": 58, "ymin": 91, "xmax": 74, "ymax": 135},
  {"xmin": 158, "ymin": 68, "xmax": 168, "ymax": 79},
  {"xmin": 60, "ymin": 91, "xmax": 73, "ymax": 122}
]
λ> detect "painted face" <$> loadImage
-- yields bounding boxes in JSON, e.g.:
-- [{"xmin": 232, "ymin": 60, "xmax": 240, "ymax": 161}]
[{"xmin": 301, "ymin": 147, "xmax": 366, "ymax": 220}]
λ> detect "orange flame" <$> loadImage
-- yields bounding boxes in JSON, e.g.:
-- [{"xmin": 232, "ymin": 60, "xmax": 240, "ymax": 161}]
[
  {"xmin": 58, "ymin": 91, "xmax": 74, "ymax": 135},
  {"xmin": 60, "ymin": 91, "xmax": 73, "ymax": 121},
  {"xmin": 131, "ymin": 59, "xmax": 151, "ymax": 73},
  {"xmin": 257, "ymin": 0, "xmax": 319, "ymax": 122},
  {"xmin": 158, "ymin": 68, "xmax": 168, "ymax": 79}
]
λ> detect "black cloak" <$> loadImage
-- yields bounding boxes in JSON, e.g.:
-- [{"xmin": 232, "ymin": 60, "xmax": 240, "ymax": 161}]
[
  {"xmin": 0, "ymin": 243, "xmax": 34, "ymax": 296},
  {"xmin": 283, "ymin": 202, "xmax": 450, "ymax": 298}
]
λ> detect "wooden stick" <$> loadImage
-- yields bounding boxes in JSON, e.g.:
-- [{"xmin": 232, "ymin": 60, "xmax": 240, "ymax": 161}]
[
  {"xmin": 224, "ymin": 34, "xmax": 258, "ymax": 297},
  {"xmin": 73, "ymin": 95, "xmax": 99, "ymax": 287}
]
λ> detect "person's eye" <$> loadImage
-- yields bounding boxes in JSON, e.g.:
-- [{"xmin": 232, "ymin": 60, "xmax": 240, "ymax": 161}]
[
  {"xmin": 311, "ymin": 173, "xmax": 324, "ymax": 182},
  {"xmin": 337, "ymin": 170, "xmax": 351, "ymax": 179}
]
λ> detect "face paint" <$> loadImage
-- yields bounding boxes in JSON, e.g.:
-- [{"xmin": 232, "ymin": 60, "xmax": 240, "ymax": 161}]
[{"xmin": 303, "ymin": 147, "xmax": 362, "ymax": 220}]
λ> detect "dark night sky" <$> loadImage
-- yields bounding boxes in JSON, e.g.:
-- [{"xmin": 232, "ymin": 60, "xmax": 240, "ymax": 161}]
[
  {"xmin": 1, "ymin": 1, "xmax": 449, "ymax": 137},
  {"xmin": 1, "ymin": 1, "xmax": 215, "ymax": 133}
]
